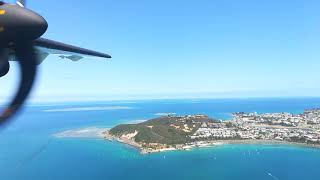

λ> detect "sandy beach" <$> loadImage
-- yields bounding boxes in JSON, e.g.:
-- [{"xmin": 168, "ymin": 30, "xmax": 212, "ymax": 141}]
[{"xmin": 103, "ymin": 131, "xmax": 142, "ymax": 148}]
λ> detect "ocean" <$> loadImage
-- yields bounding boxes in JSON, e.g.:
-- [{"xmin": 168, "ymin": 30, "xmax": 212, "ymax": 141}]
[{"xmin": 1, "ymin": 98, "xmax": 320, "ymax": 180}]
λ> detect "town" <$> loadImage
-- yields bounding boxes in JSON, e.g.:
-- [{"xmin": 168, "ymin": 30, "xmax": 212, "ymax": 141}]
[
  {"xmin": 191, "ymin": 109, "xmax": 320, "ymax": 144},
  {"xmin": 106, "ymin": 109, "xmax": 320, "ymax": 154}
]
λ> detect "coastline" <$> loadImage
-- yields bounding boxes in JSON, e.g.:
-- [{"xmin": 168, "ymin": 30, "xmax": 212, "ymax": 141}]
[
  {"xmin": 54, "ymin": 128, "xmax": 320, "ymax": 154},
  {"xmin": 103, "ymin": 130, "xmax": 320, "ymax": 154},
  {"xmin": 213, "ymin": 139, "xmax": 320, "ymax": 149},
  {"xmin": 103, "ymin": 131, "xmax": 142, "ymax": 149}
]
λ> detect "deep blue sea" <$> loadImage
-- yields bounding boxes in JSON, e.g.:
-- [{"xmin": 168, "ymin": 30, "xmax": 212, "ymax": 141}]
[{"xmin": 1, "ymin": 98, "xmax": 320, "ymax": 180}]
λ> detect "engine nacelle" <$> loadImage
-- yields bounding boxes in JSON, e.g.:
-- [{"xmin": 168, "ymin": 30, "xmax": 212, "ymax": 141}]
[
  {"xmin": 0, "ymin": 49, "xmax": 10, "ymax": 77},
  {"xmin": 0, "ymin": 61, "xmax": 9, "ymax": 77}
]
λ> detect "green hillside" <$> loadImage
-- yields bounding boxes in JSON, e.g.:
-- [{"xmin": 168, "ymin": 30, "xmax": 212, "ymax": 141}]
[{"xmin": 109, "ymin": 115, "xmax": 217, "ymax": 145}]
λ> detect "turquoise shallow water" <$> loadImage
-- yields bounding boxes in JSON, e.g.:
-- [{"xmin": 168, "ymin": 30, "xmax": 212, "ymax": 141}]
[{"xmin": 1, "ymin": 98, "xmax": 320, "ymax": 180}]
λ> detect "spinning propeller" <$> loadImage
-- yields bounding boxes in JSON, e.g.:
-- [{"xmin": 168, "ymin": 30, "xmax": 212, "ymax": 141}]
[{"xmin": 0, "ymin": 0, "xmax": 48, "ymax": 126}]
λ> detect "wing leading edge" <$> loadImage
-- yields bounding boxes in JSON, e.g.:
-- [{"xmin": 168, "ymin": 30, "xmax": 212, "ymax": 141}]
[{"xmin": 33, "ymin": 38, "xmax": 112, "ymax": 60}]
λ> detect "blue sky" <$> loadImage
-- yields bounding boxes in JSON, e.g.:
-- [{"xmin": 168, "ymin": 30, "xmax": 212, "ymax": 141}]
[{"xmin": 1, "ymin": 0, "xmax": 320, "ymax": 102}]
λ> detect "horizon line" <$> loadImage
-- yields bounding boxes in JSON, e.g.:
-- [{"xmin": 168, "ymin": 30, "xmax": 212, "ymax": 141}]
[{"xmin": 1, "ymin": 95, "xmax": 320, "ymax": 105}]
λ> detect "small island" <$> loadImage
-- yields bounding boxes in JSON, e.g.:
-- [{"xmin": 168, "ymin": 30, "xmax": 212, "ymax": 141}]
[{"xmin": 104, "ymin": 109, "xmax": 320, "ymax": 154}]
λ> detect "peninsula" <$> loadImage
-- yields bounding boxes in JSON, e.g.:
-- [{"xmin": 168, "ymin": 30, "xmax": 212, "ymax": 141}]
[{"xmin": 104, "ymin": 109, "xmax": 320, "ymax": 154}]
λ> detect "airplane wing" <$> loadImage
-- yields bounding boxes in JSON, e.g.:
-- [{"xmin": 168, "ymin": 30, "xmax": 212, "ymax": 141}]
[{"xmin": 32, "ymin": 38, "xmax": 111, "ymax": 63}]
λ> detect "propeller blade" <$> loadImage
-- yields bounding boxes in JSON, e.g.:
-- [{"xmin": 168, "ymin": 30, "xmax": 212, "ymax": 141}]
[
  {"xmin": 0, "ymin": 43, "xmax": 37, "ymax": 127},
  {"xmin": 16, "ymin": 0, "xmax": 26, "ymax": 7}
]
